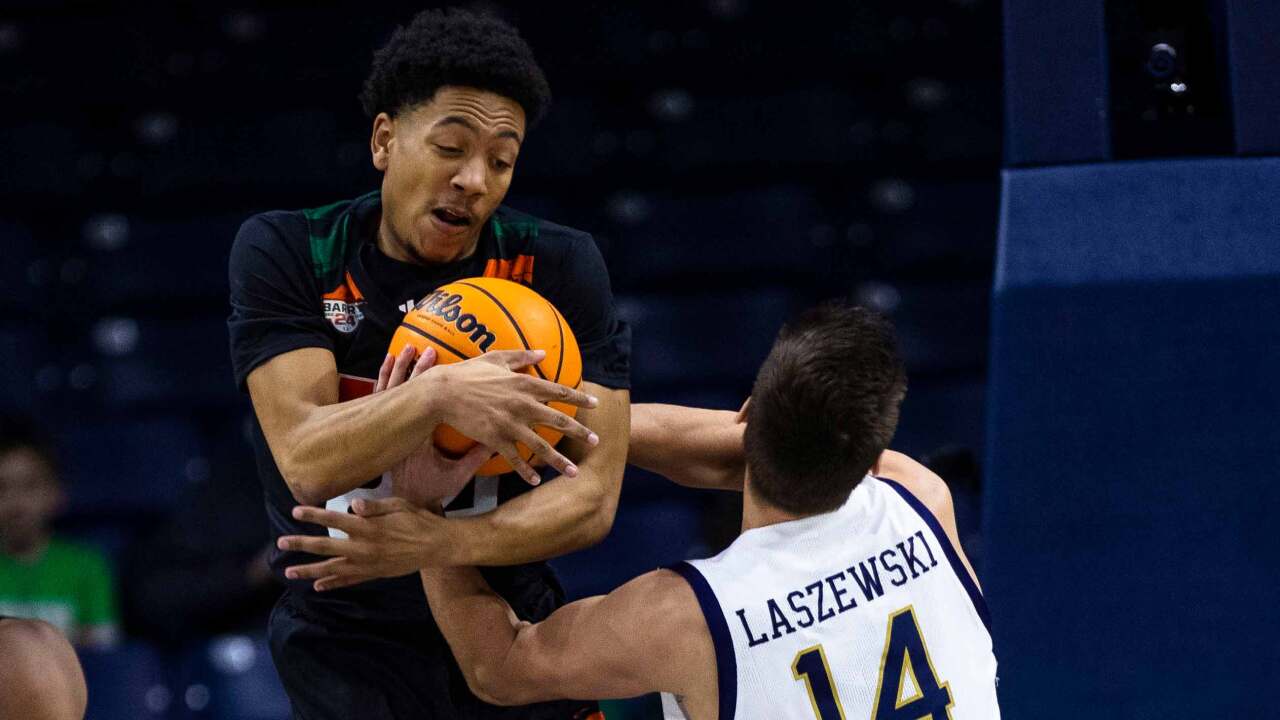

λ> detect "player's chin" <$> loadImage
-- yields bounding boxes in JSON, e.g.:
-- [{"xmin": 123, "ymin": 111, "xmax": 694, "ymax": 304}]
[{"xmin": 415, "ymin": 221, "xmax": 479, "ymax": 262}]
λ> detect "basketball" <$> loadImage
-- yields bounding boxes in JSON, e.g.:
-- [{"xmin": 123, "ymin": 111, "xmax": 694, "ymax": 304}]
[{"xmin": 387, "ymin": 276, "xmax": 583, "ymax": 476}]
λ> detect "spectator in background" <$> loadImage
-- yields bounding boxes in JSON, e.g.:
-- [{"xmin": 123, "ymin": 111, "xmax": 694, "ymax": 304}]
[{"xmin": 0, "ymin": 413, "xmax": 119, "ymax": 648}]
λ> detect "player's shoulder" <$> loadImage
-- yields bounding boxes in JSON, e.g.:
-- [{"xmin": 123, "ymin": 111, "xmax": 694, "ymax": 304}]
[
  {"xmin": 233, "ymin": 192, "xmax": 378, "ymax": 279},
  {"xmin": 492, "ymin": 205, "xmax": 596, "ymax": 255},
  {"xmin": 874, "ymin": 451, "xmax": 955, "ymax": 525},
  {"xmin": 611, "ymin": 568, "xmax": 711, "ymax": 653}
]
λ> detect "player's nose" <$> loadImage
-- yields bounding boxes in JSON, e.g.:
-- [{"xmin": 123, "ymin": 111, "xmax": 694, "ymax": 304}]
[{"xmin": 450, "ymin": 157, "xmax": 488, "ymax": 196}]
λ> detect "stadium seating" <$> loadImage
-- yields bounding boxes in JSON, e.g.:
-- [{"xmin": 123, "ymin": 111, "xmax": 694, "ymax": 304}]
[
  {"xmin": 77, "ymin": 216, "xmax": 242, "ymax": 309},
  {"xmin": 0, "ymin": 4, "xmax": 1006, "ymax": 717},
  {"xmin": 621, "ymin": 288, "xmax": 801, "ymax": 393},
  {"xmin": 76, "ymin": 316, "xmax": 239, "ymax": 411},
  {"xmin": 58, "ymin": 415, "xmax": 207, "ymax": 515},
  {"xmin": 173, "ymin": 634, "xmax": 291, "ymax": 720},
  {"xmin": 80, "ymin": 643, "xmax": 174, "ymax": 720}
]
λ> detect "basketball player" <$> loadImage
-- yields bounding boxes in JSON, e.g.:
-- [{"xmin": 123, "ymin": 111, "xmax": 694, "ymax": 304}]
[
  {"xmin": 227, "ymin": 9, "xmax": 629, "ymax": 719},
  {"xmin": 0, "ymin": 616, "xmax": 87, "ymax": 720},
  {"xmin": 285, "ymin": 304, "xmax": 1000, "ymax": 718}
]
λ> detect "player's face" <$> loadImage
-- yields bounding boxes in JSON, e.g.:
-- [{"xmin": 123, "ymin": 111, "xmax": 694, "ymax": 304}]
[
  {"xmin": 0, "ymin": 449, "xmax": 61, "ymax": 551},
  {"xmin": 371, "ymin": 86, "xmax": 527, "ymax": 265}
]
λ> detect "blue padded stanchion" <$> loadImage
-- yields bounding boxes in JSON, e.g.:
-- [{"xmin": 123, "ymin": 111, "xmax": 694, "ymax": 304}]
[{"xmin": 985, "ymin": 157, "xmax": 1280, "ymax": 717}]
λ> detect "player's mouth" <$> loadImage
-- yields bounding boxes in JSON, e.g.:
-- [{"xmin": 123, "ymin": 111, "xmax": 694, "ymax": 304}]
[{"xmin": 430, "ymin": 206, "xmax": 473, "ymax": 231}]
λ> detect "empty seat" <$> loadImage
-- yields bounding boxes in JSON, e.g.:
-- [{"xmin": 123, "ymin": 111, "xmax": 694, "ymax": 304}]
[
  {"xmin": 620, "ymin": 288, "xmax": 798, "ymax": 392},
  {"xmin": 174, "ymin": 633, "xmax": 291, "ymax": 720},
  {"xmin": 881, "ymin": 282, "xmax": 990, "ymax": 375},
  {"xmin": 58, "ymin": 415, "xmax": 207, "ymax": 515},
  {"xmin": 76, "ymin": 215, "xmax": 243, "ymax": 308},
  {"xmin": 79, "ymin": 642, "xmax": 174, "ymax": 720},
  {"xmin": 0, "ymin": 326, "xmax": 53, "ymax": 413},
  {"xmin": 0, "ymin": 221, "xmax": 56, "ymax": 312},
  {"xmin": 606, "ymin": 186, "xmax": 832, "ymax": 288},
  {"xmin": 80, "ymin": 315, "xmax": 238, "ymax": 410}
]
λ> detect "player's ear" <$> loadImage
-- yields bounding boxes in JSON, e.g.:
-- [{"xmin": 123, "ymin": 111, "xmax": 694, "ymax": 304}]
[
  {"xmin": 371, "ymin": 112, "xmax": 394, "ymax": 172},
  {"xmin": 735, "ymin": 397, "xmax": 751, "ymax": 424}
]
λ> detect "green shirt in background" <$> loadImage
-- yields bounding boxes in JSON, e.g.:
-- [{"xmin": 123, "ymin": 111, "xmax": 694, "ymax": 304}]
[{"xmin": 0, "ymin": 538, "xmax": 119, "ymax": 643}]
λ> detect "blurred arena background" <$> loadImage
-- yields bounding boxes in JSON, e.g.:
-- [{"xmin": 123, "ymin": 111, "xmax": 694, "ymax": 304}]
[{"xmin": 1, "ymin": 1, "xmax": 1276, "ymax": 718}]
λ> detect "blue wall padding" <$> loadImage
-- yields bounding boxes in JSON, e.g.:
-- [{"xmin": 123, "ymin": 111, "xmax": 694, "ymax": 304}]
[
  {"xmin": 1003, "ymin": 0, "xmax": 1110, "ymax": 166},
  {"xmin": 1226, "ymin": 1, "xmax": 1280, "ymax": 155},
  {"xmin": 986, "ymin": 157, "xmax": 1280, "ymax": 717}
]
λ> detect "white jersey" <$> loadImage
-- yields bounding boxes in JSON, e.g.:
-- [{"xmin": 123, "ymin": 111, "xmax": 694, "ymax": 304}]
[{"xmin": 663, "ymin": 476, "xmax": 999, "ymax": 720}]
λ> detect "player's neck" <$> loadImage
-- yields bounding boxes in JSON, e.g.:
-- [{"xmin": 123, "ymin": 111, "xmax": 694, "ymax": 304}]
[{"xmin": 741, "ymin": 481, "xmax": 807, "ymax": 532}]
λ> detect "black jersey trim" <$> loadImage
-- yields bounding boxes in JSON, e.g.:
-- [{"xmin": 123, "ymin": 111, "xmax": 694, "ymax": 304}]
[
  {"xmin": 878, "ymin": 477, "xmax": 993, "ymax": 634},
  {"xmin": 667, "ymin": 561, "xmax": 737, "ymax": 720}
]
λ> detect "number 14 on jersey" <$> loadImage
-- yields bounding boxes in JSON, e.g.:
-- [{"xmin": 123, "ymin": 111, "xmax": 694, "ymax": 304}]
[{"xmin": 791, "ymin": 606, "xmax": 954, "ymax": 720}]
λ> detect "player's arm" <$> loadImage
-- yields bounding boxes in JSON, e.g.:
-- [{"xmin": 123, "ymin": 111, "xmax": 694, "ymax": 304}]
[
  {"xmin": 279, "ymin": 383, "xmax": 627, "ymax": 582},
  {"xmin": 420, "ymin": 565, "xmax": 714, "ymax": 708},
  {"xmin": 629, "ymin": 402, "xmax": 745, "ymax": 490},
  {"xmin": 443, "ymin": 382, "xmax": 629, "ymax": 564},
  {"xmin": 248, "ymin": 346, "xmax": 598, "ymax": 506},
  {"xmin": 875, "ymin": 449, "xmax": 981, "ymax": 588}
]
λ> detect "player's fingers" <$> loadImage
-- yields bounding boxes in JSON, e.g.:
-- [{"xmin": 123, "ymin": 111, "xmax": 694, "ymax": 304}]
[
  {"xmin": 456, "ymin": 443, "xmax": 493, "ymax": 476},
  {"xmin": 351, "ymin": 496, "xmax": 414, "ymax": 517},
  {"xmin": 520, "ymin": 376, "xmax": 598, "ymax": 409},
  {"xmin": 478, "ymin": 349, "xmax": 545, "ymax": 370},
  {"xmin": 529, "ymin": 403, "xmax": 598, "ymax": 446},
  {"xmin": 500, "ymin": 444, "xmax": 542, "ymax": 486},
  {"xmin": 283, "ymin": 556, "xmax": 346, "ymax": 581},
  {"xmin": 409, "ymin": 346, "xmax": 437, "ymax": 378},
  {"xmin": 375, "ymin": 353, "xmax": 395, "ymax": 393},
  {"xmin": 389, "ymin": 344, "xmax": 417, "ymax": 386},
  {"xmin": 517, "ymin": 427, "xmax": 577, "ymax": 479},
  {"xmin": 276, "ymin": 533, "xmax": 347, "ymax": 557},
  {"xmin": 291, "ymin": 505, "xmax": 363, "ymax": 536},
  {"xmin": 315, "ymin": 573, "xmax": 376, "ymax": 592}
]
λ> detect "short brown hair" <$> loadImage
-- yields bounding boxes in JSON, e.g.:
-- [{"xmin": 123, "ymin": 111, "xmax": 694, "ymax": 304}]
[{"xmin": 744, "ymin": 303, "xmax": 907, "ymax": 515}]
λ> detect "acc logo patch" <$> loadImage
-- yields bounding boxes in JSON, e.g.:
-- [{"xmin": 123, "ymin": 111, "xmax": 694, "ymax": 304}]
[{"xmin": 322, "ymin": 272, "xmax": 366, "ymax": 334}]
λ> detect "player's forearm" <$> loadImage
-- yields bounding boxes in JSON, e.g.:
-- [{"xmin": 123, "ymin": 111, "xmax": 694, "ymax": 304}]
[
  {"xmin": 422, "ymin": 567, "xmax": 609, "ymax": 707},
  {"xmin": 447, "ymin": 472, "xmax": 618, "ymax": 566},
  {"xmin": 629, "ymin": 403, "xmax": 745, "ymax": 490},
  {"xmin": 420, "ymin": 566, "xmax": 525, "ymax": 705},
  {"xmin": 444, "ymin": 389, "xmax": 629, "ymax": 566},
  {"xmin": 277, "ymin": 375, "xmax": 446, "ymax": 505}
]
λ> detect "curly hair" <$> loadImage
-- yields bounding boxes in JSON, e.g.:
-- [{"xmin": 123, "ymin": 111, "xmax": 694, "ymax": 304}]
[{"xmin": 360, "ymin": 8, "xmax": 551, "ymax": 125}]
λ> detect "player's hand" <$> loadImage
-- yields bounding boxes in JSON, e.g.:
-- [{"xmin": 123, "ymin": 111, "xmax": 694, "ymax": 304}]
[
  {"xmin": 377, "ymin": 347, "xmax": 500, "ymax": 506},
  {"xmin": 428, "ymin": 349, "xmax": 600, "ymax": 486},
  {"xmin": 279, "ymin": 497, "xmax": 448, "ymax": 591}
]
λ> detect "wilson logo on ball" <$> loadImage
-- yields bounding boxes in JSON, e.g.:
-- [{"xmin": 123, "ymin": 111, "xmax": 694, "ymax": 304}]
[
  {"xmin": 416, "ymin": 290, "xmax": 497, "ymax": 351},
  {"xmin": 389, "ymin": 276, "xmax": 583, "ymax": 477}
]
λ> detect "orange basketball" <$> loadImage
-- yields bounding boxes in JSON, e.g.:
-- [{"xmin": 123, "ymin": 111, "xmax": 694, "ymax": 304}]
[{"xmin": 387, "ymin": 276, "xmax": 582, "ymax": 476}]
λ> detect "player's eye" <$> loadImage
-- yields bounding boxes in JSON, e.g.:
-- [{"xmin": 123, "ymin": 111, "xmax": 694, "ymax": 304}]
[
  {"xmin": 435, "ymin": 144, "xmax": 463, "ymax": 156},
  {"xmin": 493, "ymin": 158, "xmax": 513, "ymax": 171}
]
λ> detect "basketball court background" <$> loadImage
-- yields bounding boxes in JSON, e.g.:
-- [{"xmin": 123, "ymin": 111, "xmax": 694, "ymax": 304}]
[{"xmin": 0, "ymin": 1, "xmax": 1274, "ymax": 717}]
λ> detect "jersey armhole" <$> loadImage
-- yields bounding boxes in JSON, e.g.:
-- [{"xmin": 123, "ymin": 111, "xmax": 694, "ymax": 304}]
[
  {"xmin": 876, "ymin": 477, "xmax": 994, "ymax": 633},
  {"xmin": 666, "ymin": 561, "xmax": 737, "ymax": 720}
]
